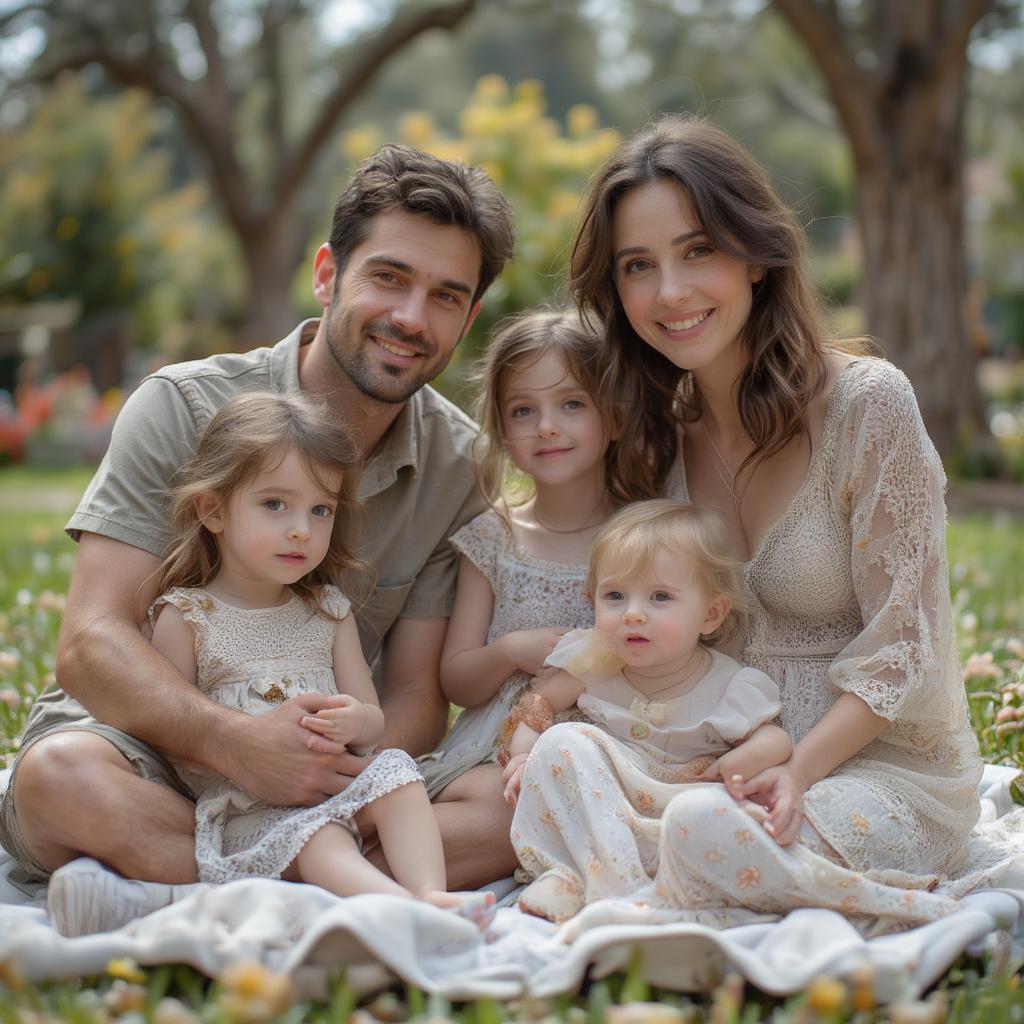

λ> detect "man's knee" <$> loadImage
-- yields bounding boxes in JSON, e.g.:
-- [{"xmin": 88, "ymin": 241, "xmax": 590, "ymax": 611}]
[{"xmin": 13, "ymin": 731, "xmax": 136, "ymax": 818}]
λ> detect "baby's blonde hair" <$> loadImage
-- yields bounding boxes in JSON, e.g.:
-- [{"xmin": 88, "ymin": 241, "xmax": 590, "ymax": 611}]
[
  {"xmin": 159, "ymin": 391, "xmax": 368, "ymax": 620},
  {"xmin": 587, "ymin": 499, "xmax": 744, "ymax": 643}
]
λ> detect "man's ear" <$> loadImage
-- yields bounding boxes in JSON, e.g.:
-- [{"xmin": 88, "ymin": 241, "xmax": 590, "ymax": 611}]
[
  {"xmin": 701, "ymin": 594, "xmax": 732, "ymax": 636},
  {"xmin": 194, "ymin": 492, "xmax": 224, "ymax": 534},
  {"xmin": 312, "ymin": 243, "xmax": 337, "ymax": 309},
  {"xmin": 459, "ymin": 299, "xmax": 483, "ymax": 343}
]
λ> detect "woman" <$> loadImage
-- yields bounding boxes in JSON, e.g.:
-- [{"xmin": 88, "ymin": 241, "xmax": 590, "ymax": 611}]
[{"xmin": 563, "ymin": 114, "xmax": 983, "ymax": 930}]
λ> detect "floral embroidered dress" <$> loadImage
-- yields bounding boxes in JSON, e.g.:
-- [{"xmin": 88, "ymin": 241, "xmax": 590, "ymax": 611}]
[
  {"xmin": 417, "ymin": 510, "xmax": 594, "ymax": 798},
  {"xmin": 576, "ymin": 356, "xmax": 982, "ymax": 933},
  {"xmin": 151, "ymin": 586, "xmax": 422, "ymax": 884},
  {"xmin": 511, "ymin": 629, "xmax": 782, "ymax": 921}
]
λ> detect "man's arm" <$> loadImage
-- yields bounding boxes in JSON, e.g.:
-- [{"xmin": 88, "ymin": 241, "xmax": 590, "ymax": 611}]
[
  {"xmin": 57, "ymin": 533, "xmax": 360, "ymax": 806},
  {"xmin": 375, "ymin": 615, "xmax": 450, "ymax": 756}
]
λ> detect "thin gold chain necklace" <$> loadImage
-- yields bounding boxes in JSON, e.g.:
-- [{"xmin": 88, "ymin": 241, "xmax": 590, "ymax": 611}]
[
  {"xmin": 701, "ymin": 419, "xmax": 751, "ymax": 551},
  {"xmin": 531, "ymin": 498, "xmax": 605, "ymax": 535}
]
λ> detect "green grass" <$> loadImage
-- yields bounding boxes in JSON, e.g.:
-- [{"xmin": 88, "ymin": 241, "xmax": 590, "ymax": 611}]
[{"xmin": 1, "ymin": 468, "xmax": 1023, "ymax": 1021}]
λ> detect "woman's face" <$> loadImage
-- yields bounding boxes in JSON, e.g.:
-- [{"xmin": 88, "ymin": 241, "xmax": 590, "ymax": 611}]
[{"xmin": 611, "ymin": 178, "xmax": 762, "ymax": 379}]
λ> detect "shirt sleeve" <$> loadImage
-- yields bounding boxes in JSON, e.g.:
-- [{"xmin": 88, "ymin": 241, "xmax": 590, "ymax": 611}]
[
  {"xmin": 826, "ymin": 361, "xmax": 961, "ymax": 732},
  {"xmin": 709, "ymin": 666, "xmax": 782, "ymax": 744},
  {"xmin": 66, "ymin": 375, "xmax": 200, "ymax": 557}
]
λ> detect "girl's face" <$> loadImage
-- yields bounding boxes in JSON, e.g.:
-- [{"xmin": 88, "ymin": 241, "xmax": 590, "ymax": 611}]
[
  {"xmin": 201, "ymin": 448, "xmax": 343, "ymax": 593},
  {"xmin": 501, "ymin": 349, "xmax": 607, "ymax": 490},
  {"xmin": 612, "ymin": 178, "xmax": 763, "ymax": 380},
  {"xmin": 593, "ymin": 548, "xmax": 729, "ymax": 679}
]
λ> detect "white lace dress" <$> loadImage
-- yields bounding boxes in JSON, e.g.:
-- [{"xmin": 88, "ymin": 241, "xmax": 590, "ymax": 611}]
[
  {"xmin": 417, "ymin": 510, "xmax": 594, "ymax": 798},
  {"xmin": 511, "ymin": 630, "xmax": 782, "ymax": 919},
  {"xmin": 152, "ymin": 586, "xmax": 422, "ymax": 884},
  {"xmin": 629, "ymin": 357, "xmax": 983, "ymax": 931}
]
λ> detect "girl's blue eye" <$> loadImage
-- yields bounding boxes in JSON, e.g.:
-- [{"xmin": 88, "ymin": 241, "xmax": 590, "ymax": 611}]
[
  {"xmin": 653, "ymin": 591, "xmax": 672, "ymax": 602},
  {"xmin": 264, "ymin": 499, "xmax": 285, "ymax": 511},
  {"xmin": 509, "ymin": 405, "xmax": 533, "ymax": 418},
  {"xmin": 312, "ymin": 505, "xmax": 334, "ymax": 518},
  {"xmin": 563, "ymin": 398, "xmax": 585, "ymax": 410},
  {"xmin": 604, "ymin": 591, "xmax": 624, "ymax": 601}
]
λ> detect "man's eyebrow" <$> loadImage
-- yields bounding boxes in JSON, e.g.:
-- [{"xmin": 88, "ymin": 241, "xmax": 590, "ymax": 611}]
[
  {"xmin": 614, "ymin": 230, "xmax": 704, "ymax": 261},
  {"xmin": 364, "ymin": 255, "xmax": 473, "ymax": 298}
]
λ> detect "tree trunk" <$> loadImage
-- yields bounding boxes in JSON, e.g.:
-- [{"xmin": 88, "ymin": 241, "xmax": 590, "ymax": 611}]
[
  {"xmin": 854, "ymin": 73, "xmax": 980, "ymax": 455},
  {"xmin": 237, "ymin": 213, "xmax": 305, "ymax": 349}
]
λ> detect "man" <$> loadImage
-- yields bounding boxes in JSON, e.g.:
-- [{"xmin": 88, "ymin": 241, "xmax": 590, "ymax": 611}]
[{"xmin": 0, "ymin": 145, "xmax": 519, "ymax": 933}]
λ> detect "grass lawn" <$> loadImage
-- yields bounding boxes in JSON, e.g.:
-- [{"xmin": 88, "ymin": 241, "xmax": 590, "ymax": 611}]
[{"xmin": 1, "ymin": 466, "xmax": 1023, "ymax": 1021}]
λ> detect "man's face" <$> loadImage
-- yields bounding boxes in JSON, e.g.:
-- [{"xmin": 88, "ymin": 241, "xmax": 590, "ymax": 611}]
[{"xmin": 318, "ymin": 209, "xmax": 482, "ymax": 404}]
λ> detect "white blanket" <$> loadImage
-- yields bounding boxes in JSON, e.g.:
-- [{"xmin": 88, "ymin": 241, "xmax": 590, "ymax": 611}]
[{"xmin": 3, "ymin": 765, "xmax": 1024, "ymax": 1002}]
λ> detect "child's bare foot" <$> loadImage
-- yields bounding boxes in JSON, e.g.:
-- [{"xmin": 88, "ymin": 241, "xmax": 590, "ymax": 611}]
[{"xmin": 421, "ymin": 889, "xmax": 497, "ymax": 930}]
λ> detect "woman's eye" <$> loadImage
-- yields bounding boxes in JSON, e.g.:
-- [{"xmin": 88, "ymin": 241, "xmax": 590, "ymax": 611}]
[
  {"xmin": 264, "ymin": 499, "xmax": 285, "ymax": 511},
  {"xmin": 622, "ymin": 258, "xmax": 651, "ymax": 275},
  {"xmin": 687, "ymin": 243, "xmax": 714, "ymax": 259}
]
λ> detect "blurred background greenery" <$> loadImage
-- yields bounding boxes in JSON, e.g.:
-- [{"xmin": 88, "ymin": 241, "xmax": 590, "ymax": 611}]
[{"xmin": 0, "ymin": 0, "xmax": 1022, "ymax": 475}]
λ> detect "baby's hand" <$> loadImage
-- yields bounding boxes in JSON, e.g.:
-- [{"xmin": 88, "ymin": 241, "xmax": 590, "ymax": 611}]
[
  {"xmin": 301, "ymin": 694, "xmax": 368, "ymax": 747},
  {"xmin": 501, "ymin": 752, "xmax": 529, "ymax": 807},
  {"xmin": 699, "ymin": 751, "xmax": 750, "ymax": 802}
]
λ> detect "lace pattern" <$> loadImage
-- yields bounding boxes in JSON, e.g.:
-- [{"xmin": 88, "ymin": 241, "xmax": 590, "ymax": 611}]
[
  {"xmin": 151, "ymin": 585, "xmax": 424, "ymax": 883},
  {"xmin": 665, "ymin": 358, "xmax": 982, "ymax": 882}
]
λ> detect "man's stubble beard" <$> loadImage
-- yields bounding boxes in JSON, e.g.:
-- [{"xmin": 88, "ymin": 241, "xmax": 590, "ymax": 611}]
[{"xmin": 324, "ymin": 301, "xmax": 450, "ymax": 406}]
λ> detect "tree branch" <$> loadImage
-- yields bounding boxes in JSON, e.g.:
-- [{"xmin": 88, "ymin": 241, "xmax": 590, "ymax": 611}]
[
  {"xmin": 771, "ymin": 0, "xmax": 883, "ymax": 172},
  {"xmin": 186, "ymin": 0, "xmax": 235, "ymax": 121},
  {"xmin": 270, "ymin": 0, "xmax": 477, "ymax": 218}
]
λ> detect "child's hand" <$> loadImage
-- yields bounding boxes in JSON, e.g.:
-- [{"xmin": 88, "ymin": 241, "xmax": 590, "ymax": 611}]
[
  {"xmin": 300, "ymin": 694, "xmax": 370, "ymax": 747},
  {"xmin": 733, "ymin": 764, "xmax": 807, "ymax": 846},
  {"xmin": 699, "ymin": 749, "xmax": 750, "ymax": 801},
  {"xmin": 500, "ymin": 628, "xmax": 569, "ymax": 675},
  {"xmin": 501, "ymin": 752, "xmax": 529, "ymax": 806}
]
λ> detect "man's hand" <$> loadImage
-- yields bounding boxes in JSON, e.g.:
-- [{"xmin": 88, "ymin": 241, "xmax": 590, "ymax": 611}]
[
  {"xmin": 223, "ymin": 693, "xmax": 369, "ymax": 806},
  {"xmin": 501, "ymin": 752, "xmax": 529, "ymax": 806},
  {"xmin": 497, "ymin": 628, "xmax": 569, "ymax": 676}
]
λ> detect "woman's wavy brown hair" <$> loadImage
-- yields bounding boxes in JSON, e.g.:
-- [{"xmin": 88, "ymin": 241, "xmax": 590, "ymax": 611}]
[
  {"xmin": 158, "ymin": 391, "xmax": 368, "ymax": 620},
  {"xmin": 570, "ymin": 114, "xmax": 833, "ymax": 486},
  {"xmin": 471, "ymin": 307, "xmax": 647, "ymax": 508}
]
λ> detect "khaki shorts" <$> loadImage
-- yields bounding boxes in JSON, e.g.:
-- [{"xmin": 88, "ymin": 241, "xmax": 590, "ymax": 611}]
[{"xmin": 0, "ymin": 684, "xmax": 190, "ymax": 883}]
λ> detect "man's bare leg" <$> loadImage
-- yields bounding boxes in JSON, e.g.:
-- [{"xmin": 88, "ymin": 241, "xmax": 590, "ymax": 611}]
[
  {"xmin": 13, "ymin": 731, "xmax": 197, "ymax": 882},
  {"xmin": 433, "ymin": 764, "xmax": 517, "ymax": 890}
]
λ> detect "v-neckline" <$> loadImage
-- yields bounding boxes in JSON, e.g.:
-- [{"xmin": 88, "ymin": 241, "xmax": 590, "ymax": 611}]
[{"xmin": 679, "ymin": 359, "xmax": 861, "ymax": 566}]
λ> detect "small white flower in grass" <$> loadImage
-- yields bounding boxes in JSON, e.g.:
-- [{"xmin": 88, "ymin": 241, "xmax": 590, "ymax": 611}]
[
  {"xmin": 959, "ymin": 612, "xmax": 978, "ymax": 633},
  {"xmin": 0, "ymin": 688, "xmax": 20, "ymax": 709},
  {"xmin": 153, "ymin": 997, "xmax": 201, "ymax": 1024},
  {"xmin": 0, "ymin": 651, "xmax": 18, "ymax": 671},
  {"xmin": 15, "ymin": 589, "xmax": 31, "ymax": 607},
  {"xmin": 31, "ymin": 552, "xmax": 51, "ymax": 574},
  {"xmin": 36, "ymin": 591, "xmax": 66, "ymax": 613},
  {"xmin": 1007, "ymin": 638, "xmax": 1024, "ymax": 660},
  {"xmin": 57, "ymin": 552, "xmax": 74, "ymax": 572},
  {"xmin": 963, "ymin": 651, "xmax": 999, "ymax": 683}
]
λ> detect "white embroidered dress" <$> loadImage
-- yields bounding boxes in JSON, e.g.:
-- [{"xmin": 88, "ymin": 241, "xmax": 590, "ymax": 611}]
[
  {"xmin": 152, "ymin": 586, "xmax": 422, "ymax": 884},
  {"xmin": 417, "ymin": 510, "xmax": 594, "ymax": 797},
  {"xmin": 511, "ymin": 630, "xmax": 782, "ymax": 919}
]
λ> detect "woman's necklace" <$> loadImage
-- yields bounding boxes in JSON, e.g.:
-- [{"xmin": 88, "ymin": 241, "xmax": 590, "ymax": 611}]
[
  {"xmin": 532, "ymin": 498, "xmax": 605, "ymax": 535},
  {"xmin": 701, "ymin": 419, "xmax": 751, "ymax": 551}
]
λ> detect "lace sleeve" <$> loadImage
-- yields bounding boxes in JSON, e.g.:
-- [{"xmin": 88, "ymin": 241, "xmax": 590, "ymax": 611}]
[
  {"xmin": 827, "ymin": 361, "xmax": 958, "ymax": 728},
  {"xmin": 449, "ymin": 510, "xmax": 508, "ymax": 588}
]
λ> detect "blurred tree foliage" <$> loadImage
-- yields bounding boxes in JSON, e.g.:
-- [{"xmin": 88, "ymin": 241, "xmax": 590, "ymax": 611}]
[{"xmin": 0, "ymin": 74, "xmax": 240, "ymax": 356}]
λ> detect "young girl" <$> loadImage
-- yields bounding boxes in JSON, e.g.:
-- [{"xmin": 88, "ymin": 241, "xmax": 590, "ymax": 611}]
[
  {"xmin": 148, "ymin": 390, "xmax": 490, "ymax": 919},
  {"xmin": 500, "ymin": 500, "xmax": 792, "ymax": 923},
  {"xmin": 418, "ymin": 309, "xmax": 643, "ymax": 805}
]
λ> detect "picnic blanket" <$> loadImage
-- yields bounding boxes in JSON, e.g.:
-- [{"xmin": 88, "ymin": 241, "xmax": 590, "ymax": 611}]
[{"xmin": 3, "ymin": 765, "xmax": 1024, "ymax": 1002}]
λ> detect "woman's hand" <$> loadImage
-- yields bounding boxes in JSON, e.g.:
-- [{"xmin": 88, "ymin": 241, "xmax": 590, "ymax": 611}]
[
  {"xmin": 497, "ymin": 628, "xmax": 570, "ymax": 675},
  {"xmin": 501, "ymin": 752, "xmax": 530, "ymax": 806},
  {"xmin": 734, "ymin": 763, "xmax": 808, "ymax": 846}
]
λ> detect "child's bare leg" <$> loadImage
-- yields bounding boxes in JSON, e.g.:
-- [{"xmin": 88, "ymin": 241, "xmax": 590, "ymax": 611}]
[
  {"xmin": 292, "ymin": 822, "xmax": 412, "ymax": 898},
  {"xmin": 359, "ymin": 782, "xmax": 495, "ymax": 916}
]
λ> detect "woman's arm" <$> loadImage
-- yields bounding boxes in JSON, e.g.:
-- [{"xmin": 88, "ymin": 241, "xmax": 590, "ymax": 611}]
[
  {"xmin": 440, "ymin": 555, "xmax": 566, "ymax": 707},
  {"xmin": 702, "ymin": 723, "xmax": 792, "ymax": 790}
]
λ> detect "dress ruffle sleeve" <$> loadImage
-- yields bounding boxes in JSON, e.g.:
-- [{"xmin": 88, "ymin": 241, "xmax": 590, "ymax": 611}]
[
  {"xmin": 449, "ymin": 510, "xmax": 508, "ymax": 589},
  {"xmin": 544, "ymin": 628, "xmax": 624, "ymax": 686},
  {"xmin": 147, "ymin": 587, "xmax": 215, "ymax": 645},
  {"xmin": 319, "ymin": 585, "xmax": 352, "ymax": 621},
  {"xmin": 827, "ymin": 361, "xmax": 961, "ymax": 733},
  {"xmin": 708, "ymin": 666, "xmax": 782, "ymax": 744}
]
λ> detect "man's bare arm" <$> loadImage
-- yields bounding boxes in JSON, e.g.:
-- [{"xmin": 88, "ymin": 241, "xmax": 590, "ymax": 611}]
[
  {"xmin": 376, "ymin": 616, "xmax": 451, "ymax": 756},
  {"xmin": 57, "ymin": 533, "xmax": 358, "ymax": 805}
]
